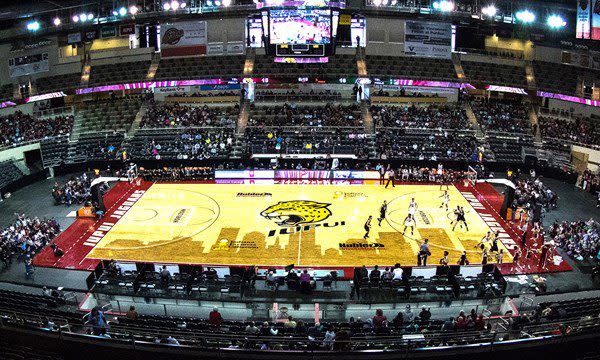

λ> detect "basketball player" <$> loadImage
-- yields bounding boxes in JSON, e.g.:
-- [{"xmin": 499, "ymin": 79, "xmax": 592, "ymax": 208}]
[
  {"xmin": 481, "ymin": 248, "xmax": 489, "ymax": 265},
  {"xmin": 439, "ymin": 191, "xmax": 450, "ymax": 210},
  {"xmin": 490, "ymin": 231, "xmax": 500, "ymax": 253},
  {"xmin": 439, "ymin": 251, "xmax": 449, "ymax": 266},
  {"xmin": 363, "ymin": 215, "xmax": 372, "ymax": 239},
  {"xmin": 458, "ymin": 251, "xmax": 469, "ymax": 265},
  {"xmin": 408, "ymin": 198, "xmax": 418, "ymax": 217},
  {"xmin": 452, "ymin": 206, "xmax": 469, "ymax": 232},
  {"xmin": 496, "ymin": 249, "xmax": 504, "ymax": 264},
  {"xmin": 475, "ymin": 231, "xmax": 493, "ymax": 250},
  {"xmin": 402, "ymin": 214, "xmax": 416, "ymax": 236},
  {"xmin": 378, "ymin": 200, "xmax": 388, "ymax": 226}
]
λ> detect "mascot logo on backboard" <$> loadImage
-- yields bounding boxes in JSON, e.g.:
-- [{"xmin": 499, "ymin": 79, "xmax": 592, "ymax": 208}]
[{"xmin": 260, "ymin": 200, "xmax": 331, "ymax": 227}]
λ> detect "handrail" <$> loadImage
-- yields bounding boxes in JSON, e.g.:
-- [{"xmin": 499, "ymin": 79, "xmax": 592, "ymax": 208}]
[{"xmin": 4, "ymin": 310, "xmax": 600, "ymax": 353}]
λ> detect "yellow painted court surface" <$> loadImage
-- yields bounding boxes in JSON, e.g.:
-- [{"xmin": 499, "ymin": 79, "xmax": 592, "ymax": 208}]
[{"xmin": 87, "ymin": 183, "xmax": 512, "ymax": 267}]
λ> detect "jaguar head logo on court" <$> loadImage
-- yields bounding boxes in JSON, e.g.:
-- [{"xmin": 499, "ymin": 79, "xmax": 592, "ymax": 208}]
[{"xmin": 260, "ymin": 200, "xmax": 332, "ymax": 226}]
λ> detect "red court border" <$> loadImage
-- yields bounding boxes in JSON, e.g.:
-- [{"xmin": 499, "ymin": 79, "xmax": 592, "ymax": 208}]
[{"xmin": 33, "ymin": 180, "xmax": 572, "ymax": 275}]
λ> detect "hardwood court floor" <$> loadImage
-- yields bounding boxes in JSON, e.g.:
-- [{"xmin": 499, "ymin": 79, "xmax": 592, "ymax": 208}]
[{"xmin": 86, "ymin": 182, "xmax": 511, "ymax": 267}]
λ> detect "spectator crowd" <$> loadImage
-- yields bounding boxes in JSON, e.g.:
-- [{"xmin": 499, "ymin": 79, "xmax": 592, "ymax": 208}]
[
  {"xmin": 0, "ymin": 112, "xmax": 73, "ymax": 147},
  {"xmin": 550, "ymin": 219, "xmax": 600, "ymax": 261},
  {"xmin": 51, "ymin": 173, "xmax": 92, "ymax": 206},
  {"xmin": 0, "ymin": 214, "xmax": 61, "ymax": 270},
  {"xmin": 140, "ymin": 103, "xmax": 237, "ymax": 128}
]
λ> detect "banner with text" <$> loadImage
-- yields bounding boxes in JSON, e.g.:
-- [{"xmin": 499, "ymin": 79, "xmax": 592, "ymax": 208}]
[
  {"xmin": 160, "ymin": 21, "xmax": 207, "ymax": 57},
  {"xmin": 577, "ymin": 0, "xmax": 592, "ymax": 39},
  {"xmin": 404, "ymin": 21, "xmax": 452, "ymax": 59},
  {"xmin": 9, "ymin": 53, "xmax": 49, "ymax": 78}
]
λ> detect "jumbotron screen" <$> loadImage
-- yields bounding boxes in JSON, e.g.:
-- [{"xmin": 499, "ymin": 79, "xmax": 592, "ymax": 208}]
[{"xmin": 269, "ymin": 9, "xmax": 331, "ymax": 45}]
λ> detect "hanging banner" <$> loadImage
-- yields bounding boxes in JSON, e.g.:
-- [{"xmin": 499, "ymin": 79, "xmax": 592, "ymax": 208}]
[
  {"xmin": 593, "ymin": 0, "xmax": 600, "ymax": 39},
  {"xmin": 404, "ymin": 21, "xmax": 452, "ymax": 59},
  {"xmin": 160, "ymin": 21, "xmax": 207, "ymax": 57},
  {"xmin": 83, "ymin": 29, "xmax": 98, "ymax": 42},
  {"xmin": 9, "ymin": 53, "xmax": 49, "ymax": 78},
  {"xmin": 577, "ymin": 0, "xmax": 592, "ymax": 39},
  {"xmin": 67, "ymin": 32, "xmax": 82, "ymax": 44}
]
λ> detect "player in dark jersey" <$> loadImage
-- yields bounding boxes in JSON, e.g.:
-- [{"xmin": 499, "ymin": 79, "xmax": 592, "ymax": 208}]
[
  {"xmin": 364, "ymin": 215, "xmax": 372, "ymax": 239},
  {"xmin": 378, "ymin": 200, "xmax": 387, "ymax": 226},
  {"xmin": 452, "ymin": 206, "xmax": 469, "ymax": 232}
]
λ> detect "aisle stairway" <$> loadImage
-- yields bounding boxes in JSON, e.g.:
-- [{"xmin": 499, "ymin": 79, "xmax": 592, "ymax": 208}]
[
  {"xmin": 463, "ymin": 102, "xmax": 485, "ymax": 140},
  {"xmin": 127, "ymin": 103, "xmax": 148, "ymax": 137},
  {"xmin": 146, "ymin": 53, "xmax": 161, "ymax": 80},
  {"xmin": 452, "ymin": 53, "xmax": 467, "ymax": 82}
]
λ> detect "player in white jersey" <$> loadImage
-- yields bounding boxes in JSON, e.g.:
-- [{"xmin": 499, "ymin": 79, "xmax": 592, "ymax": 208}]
[
  {"xmin": 408, "ymin": 198, "xmax": 418, "ymax": 216},
  {"xmin": 439, "ymin": 191, "xmax": 450, "ymax": 210},
  {"xmin": 403, "ymin": 214, "xmax": 416, "ymax": 236}
]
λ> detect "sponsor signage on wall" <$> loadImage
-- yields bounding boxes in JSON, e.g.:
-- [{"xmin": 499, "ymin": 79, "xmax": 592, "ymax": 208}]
[
  {"xmin": 120, "ymin": 23, "xmax": 136, "ymax": 36},
  {"xmin": 83, "ymin": 29, "xmax": 98, "ymax": 42},
  {"xmin": 8, "ymin": 53, "xmax": 49, "ymax": 78},
  {"xmin": 404, "ymin": 21, "xmax": 452, "ymax": 59},
  {"xmin": 67, "ymin": 32, "xmax": 82, "ymax": 44},
  {"xmin": 160, "ymin": 21, "xmax": 207, "ymax": 57},
  {"xmin": 101, "ymin": 26, "xmax": 117, "ymax": 38}
]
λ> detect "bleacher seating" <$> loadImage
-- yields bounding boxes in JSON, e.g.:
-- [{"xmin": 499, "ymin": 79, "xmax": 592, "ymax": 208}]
[
  {"xmin": 128, "ymin": 128, "xmax": 235, "ymax": 160},
  {"xmin": 539, "ymin": 115, "xmax": 600, "ymax": 147},
  {"xmin": 89, "ymin": 60, "xmax": 151, "ymax": 86},
  {"xmin": 67, "ymin": 133, "xmax": 125, "ymax": 163},
  {"xmin": 0, "ymin": 83, "xmax": 13, "ymax": 101},
  {"xmin": 40, "ymin": 136, "xmax": 70, "ymax": 168},
  {"xmin": 249, "ymin": 103, "xmax": 362, "ymax": 127},
  {"xmin": 0, "ymin": 112, "xmax": 74, "ymax": 148},
  {"xmin": 155, "ymin": 56, "xmax": 245, "ymax": 80},
  {"xmin": 246, "ymin": 126, "xmax": 373, "ymax": 156},
  {"xmin": 253, "ymin": 55, "xmax": 357, "ymax": 79},
  {"xmin": 486, "ymin": 134, "xmax": 534, "ymax": 163},
  {"xmin": 471, "ymin": 99, "xmax": 530, "ymax": 134},
  {"xmin": 140, "ymin": 103, "xmax": 238, "ymax": 128},
  {"xmin": 34, "ymin": 73, "xmax": 82, "ymax": 94},
  {"xmin": 0, "ymin": 161, "xmax": 24, "ymax": 190},
  {"xmin": 366, "ymin": 56, "xmax": 458, "ymax": 81},
  {"xmin": 76, "ymin": 98, "xmax": 141, "ymax": 134},
  {"xmin": 377, "ymin": 128, "xmax": 479, "ymax": 161},
  {"xmin": 462, "ymin": 61, "xmax": 527, "ymax": 87},
  {"xmin": 533, "ymin": 61, "xmax": 599, "ymax": 96},
  {"xmin": 371, "ymin": 104, "xmax": 470, "ymax": 129},
  {"xmin": 538, "ymin": 297, "xmax": 600, "ymax": 320}
]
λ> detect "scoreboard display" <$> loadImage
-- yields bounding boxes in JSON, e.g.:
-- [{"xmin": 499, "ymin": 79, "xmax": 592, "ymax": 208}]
[
  {"xmin": 269, "ymin": 9, "xmax": 331, "ymax": 45},
  {"xmin": 275, "ymin": 43, "xmax": 326, "ymax": 57}
]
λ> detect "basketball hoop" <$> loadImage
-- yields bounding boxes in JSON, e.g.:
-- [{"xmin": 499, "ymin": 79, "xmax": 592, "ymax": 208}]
[{"xmin": 464, "ymin": 171, "xmax": 477, "ymax": 188}]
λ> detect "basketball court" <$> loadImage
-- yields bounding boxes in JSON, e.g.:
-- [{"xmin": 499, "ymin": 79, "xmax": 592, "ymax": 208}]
[
  {"xmin": 81, "ymin": 182, "xmax": 511, "ymax": 267},
  {"xmin": 33, "ymin": 179, "xmax": 575, "ymax": 274}
]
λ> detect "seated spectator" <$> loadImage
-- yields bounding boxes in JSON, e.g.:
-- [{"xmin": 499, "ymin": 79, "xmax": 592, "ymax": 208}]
[
  {"xmin": 246, "ymin": 321, "xmax": 260, "ymax": 335},
  {"xmin": 126, "ymin": 306, "xmax": 138, "ymax": 320},
  {"xmin": 260, "ymin": 321, "xmax": 279, "ymax": 336},
  {"xmin": 284, "ymin": 316, "xmax": 297, "ymax": 330},
  {"xmin": 419, "ymin": 307, "xmax": 432, "ymax": 322},
  {"xmin": 372, "ymin": 309, "xmax": 387, "ymax": 331}
]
